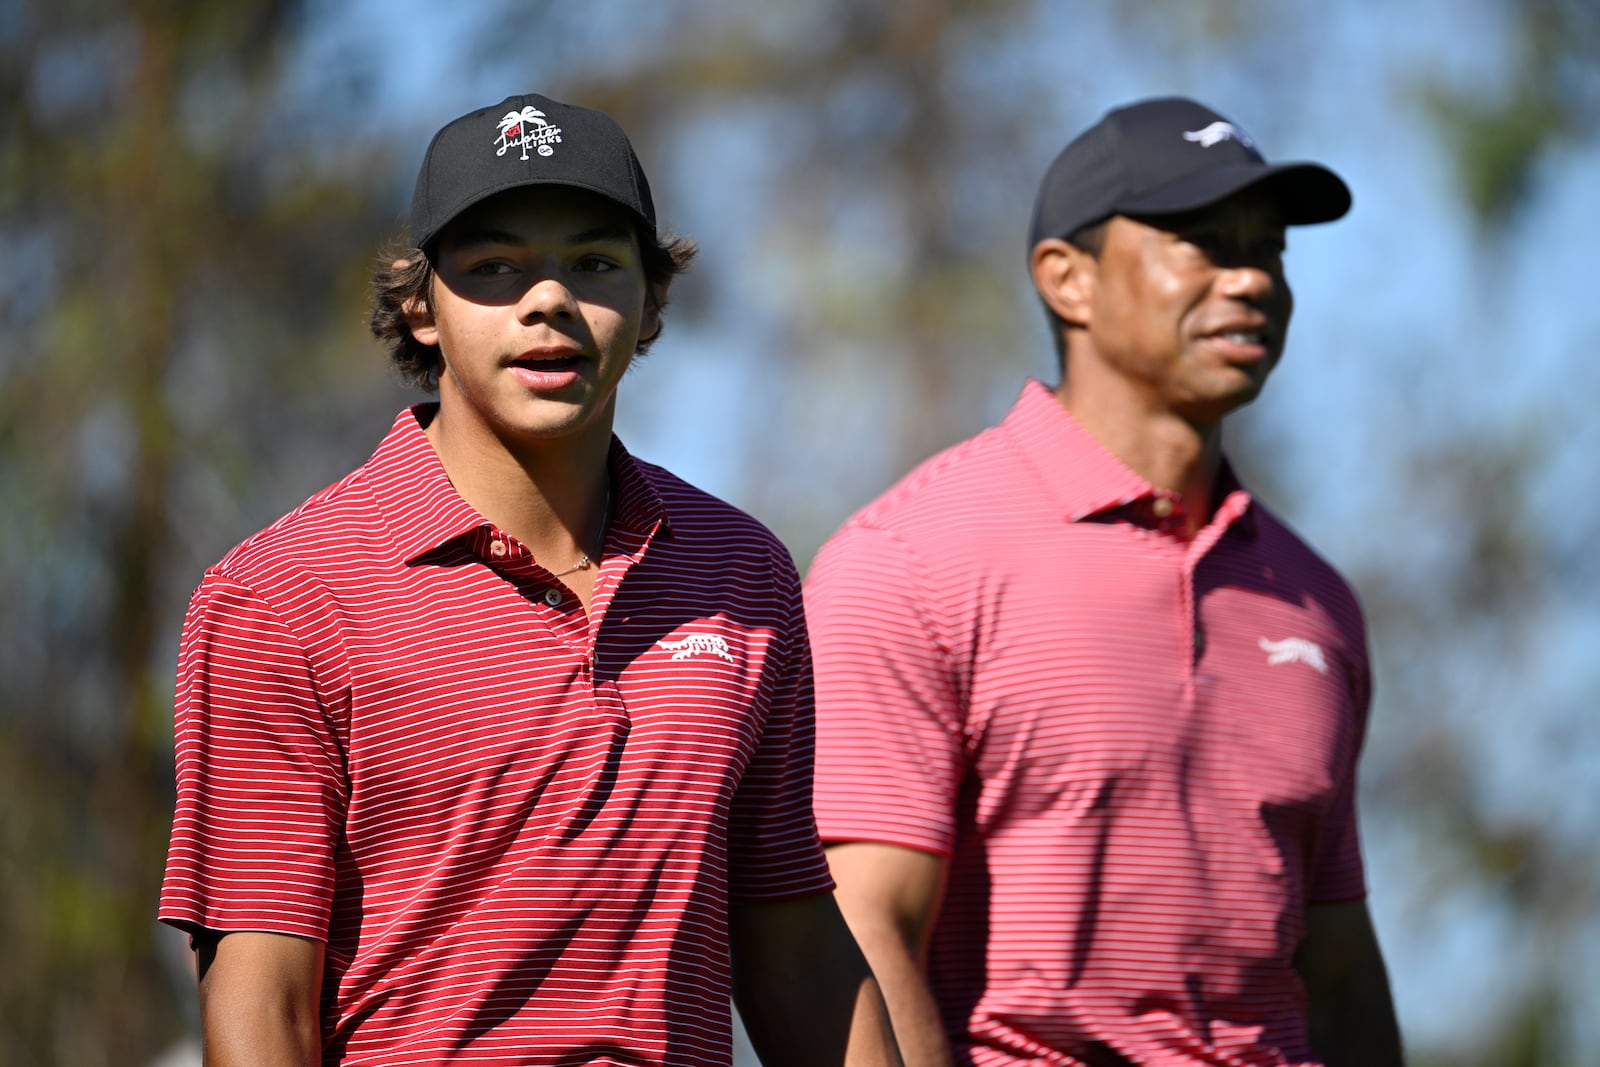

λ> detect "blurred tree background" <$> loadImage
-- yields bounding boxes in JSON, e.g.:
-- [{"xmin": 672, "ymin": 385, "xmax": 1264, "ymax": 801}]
[{"xmin": 2, "ymin": 1, "xmax": 1596, "ymax": 1064}]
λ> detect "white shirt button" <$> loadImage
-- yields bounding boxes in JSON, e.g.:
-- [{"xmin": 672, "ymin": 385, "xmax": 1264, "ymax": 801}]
[
  {"xmin": 1151, "ymin": 497, "xmax": 1174, "ymax": 519},
  {"xmin": 543, "ymin": 587, "xmax": 563, "ymax": 607},
  {"xmin": 489, "ymin": 540, "xmax": 508, "ymax": 558}
]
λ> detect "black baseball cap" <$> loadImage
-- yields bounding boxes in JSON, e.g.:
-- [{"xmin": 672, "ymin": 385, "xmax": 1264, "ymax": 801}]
[
  {"xmin": 1028, "ymin": 96, "xmax": 1351, "ymax": 247},
  {"xmin": 407, "ymin": 93, "xmax": 656, "ymax": 252}
]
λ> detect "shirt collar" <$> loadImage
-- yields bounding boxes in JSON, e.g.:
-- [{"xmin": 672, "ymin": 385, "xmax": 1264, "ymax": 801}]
[
  {"xmin": 363, "ymin": 404, "xmax": 673, "ymax": 565},
  {"xmin": 1000, "ymin": 380, "xmax": 1256, "ymax": 536}
]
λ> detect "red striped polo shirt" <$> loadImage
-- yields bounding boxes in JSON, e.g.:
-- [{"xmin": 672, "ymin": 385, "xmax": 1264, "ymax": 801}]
[
  {"xmin": 807, "ymin": 381, "xmax": 1372, "ymax": 1067},
  {"xmin": 160, "ymin": 404, "xmax": 834, "ymax": 1066}
]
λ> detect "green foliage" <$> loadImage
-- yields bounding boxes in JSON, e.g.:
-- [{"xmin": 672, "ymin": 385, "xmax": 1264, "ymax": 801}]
[
  {"xmin": 1426, "ymin": 85, "xmax": 1566, "ymax": 231},
  {"xmin": 1, "ymin": 2, "xmax": 406, "ymax": 1062},
  {"xmin": 1423, "ymin": 0, "xmax": 1598, "ymax": 231}
]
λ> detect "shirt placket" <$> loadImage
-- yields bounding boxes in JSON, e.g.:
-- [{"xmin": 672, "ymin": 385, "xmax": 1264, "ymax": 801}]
[
  {"xmin": 478, "ymin": 512, "xmax": 667, "ymax": 717},
  {"xmin": 1119, "ymin": 493, "xmax": 1219, "ymax": 686},
  {"xmin": 1120, "ymin": 493, "xmax": 1206, "ymax": 671},
  {"xmin": 470, "ymin": 526, "xmax": 595, "ymax": 654},
  {"xmin": 1184, "ymin": 488, "xmax": 1253, "ymax": 670}
]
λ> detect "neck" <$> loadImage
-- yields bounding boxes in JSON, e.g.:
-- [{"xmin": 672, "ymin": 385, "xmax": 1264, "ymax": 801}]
[
  {"xmin": 423, "ymin": 399, "xmax": 614, "ymax": 566},
  {"xmin": 1054, "ymin": 380, "xmax": 1225, "ymax": 534}
]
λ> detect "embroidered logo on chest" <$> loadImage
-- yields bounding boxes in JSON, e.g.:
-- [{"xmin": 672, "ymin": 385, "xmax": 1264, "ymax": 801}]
[
  {"xmin": 657, "ymin": 634, "xmax": 735, "ymax": 662},
  {"xmin": 1258, "ymin": 636, "xmax": 1329, "ymax": 673}
]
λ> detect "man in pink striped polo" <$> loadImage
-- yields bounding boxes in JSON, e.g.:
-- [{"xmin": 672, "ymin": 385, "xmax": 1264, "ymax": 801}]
[
  {"xmin": 807, "ymin": 97, "xmax": 1404, "ymax": 1067},
  {"xmin": 159, "ymin": 93, "xmax": 902, "ymax": 1067}
]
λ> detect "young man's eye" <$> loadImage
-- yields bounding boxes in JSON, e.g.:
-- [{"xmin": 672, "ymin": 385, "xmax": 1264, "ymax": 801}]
[
  {"xmin": 468, "ymin": 260, "xmax": 517, "ymax": 276},
  {"xmin": 574, "ymin": 255, "xmax": 620, "ymax": 273}
]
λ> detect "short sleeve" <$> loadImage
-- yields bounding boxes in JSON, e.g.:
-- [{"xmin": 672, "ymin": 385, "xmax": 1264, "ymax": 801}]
[
  {"xmin": 158, "ymin": 573, "xmax": 348, "ymax": 940},
  {"xmin": 805, "ymin": 522, "xmax": 968, "ymax": 857},
  {"xmin": 1306, "ymin": 618, "xmax": 1373, "ymax": 904},
  {"xmin": 725, "ymin": 547, "xmax": 836, "ymax": 902}
]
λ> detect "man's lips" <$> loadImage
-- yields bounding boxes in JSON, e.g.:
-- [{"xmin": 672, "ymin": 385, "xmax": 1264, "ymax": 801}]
[
  {"xmin": 510, "ymin": 346, "xmax": 586, "ymax": 369},
  {"xmin": 1201, "ymin": 322, "xmax": 1275, "ymax": 359},
  {"xmin": 507, "ymin": 347, "xmax": 588, "ymax": 389}
]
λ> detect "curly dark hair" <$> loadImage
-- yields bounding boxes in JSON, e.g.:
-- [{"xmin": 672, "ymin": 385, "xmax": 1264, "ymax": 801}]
[{"xmin": 369, "ymin": 225, "xmax": 699, "ymax": 392}]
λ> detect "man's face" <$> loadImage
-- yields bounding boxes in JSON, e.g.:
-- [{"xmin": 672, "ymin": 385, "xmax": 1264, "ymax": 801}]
[
  {"xmin": 411, "ymin": 185, "xmax": 659, "ymax": 447},
  {"xmin": 1075, "ymin": 189, "xmax": 1294, "ymax": 426}
]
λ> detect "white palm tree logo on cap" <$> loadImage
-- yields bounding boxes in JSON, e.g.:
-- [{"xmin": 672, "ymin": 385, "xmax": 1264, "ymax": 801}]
[{"xmin": 496, "ymin": 106, "xmax": 562, "ymax": 160}]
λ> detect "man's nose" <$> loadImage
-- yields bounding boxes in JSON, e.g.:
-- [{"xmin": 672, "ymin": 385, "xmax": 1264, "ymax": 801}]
[{"xmin": 1217, "ymin": 259, "xmax": 1281, "ymax": 303}]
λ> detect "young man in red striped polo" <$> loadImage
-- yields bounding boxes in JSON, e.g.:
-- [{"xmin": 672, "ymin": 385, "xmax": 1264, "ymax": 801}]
[
  {"xmin": 806, "ymin": 97, "xmax": 1404, "ymax": 1067},
  {"xmin": 159, "ymin": 93, "xmax": 902, "ymax": 1067}
]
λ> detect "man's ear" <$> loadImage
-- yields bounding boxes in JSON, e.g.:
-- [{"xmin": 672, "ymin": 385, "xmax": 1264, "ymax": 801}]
[
  {"xmin": 1030, "ymin": 239, "xmax": 1095, "ymax": 329},
  {"xmin": 397, "ymin": 258, "xmax": 439, "ymax": 346},
  {"xmin": 638, "ymin": 285, "xmax": 666, "ymax": 345}
]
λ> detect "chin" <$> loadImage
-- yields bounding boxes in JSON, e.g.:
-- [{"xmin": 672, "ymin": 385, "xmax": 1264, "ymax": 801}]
[{"xmin": 1181, "ymin": 389, "xmax": 1263, "ymax": 426}]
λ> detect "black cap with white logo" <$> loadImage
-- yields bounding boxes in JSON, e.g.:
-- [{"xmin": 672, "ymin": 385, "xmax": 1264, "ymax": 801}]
[
  {"xmin": 407, "ymin": 93, "xmax": 656, "ymax": 252},
  {"xmin": 1029, "ymin": 96, "xmax": 1351, "ymax": 247}
]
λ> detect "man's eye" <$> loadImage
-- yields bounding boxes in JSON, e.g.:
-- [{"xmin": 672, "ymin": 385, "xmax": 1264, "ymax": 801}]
[{"xmin": 574, "ymin": 256, "xmax": 619, "ymax": 273}]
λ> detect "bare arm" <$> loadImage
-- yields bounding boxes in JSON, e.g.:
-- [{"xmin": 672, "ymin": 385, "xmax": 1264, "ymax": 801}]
[
  {"xmin": 1295, "ymin": 899, "xmax": 1404, "ymax": 1067},
  {"xmin": 196, "ymin": 930, "xmax": 325, "ymax": 1067},
  {"xmin": 729, "ymin": 892, "xmax": 904, "ymax": 1067},
  {"xmin": 826, "ymin": 842, "xmax": 955, "ymax": 1067}
]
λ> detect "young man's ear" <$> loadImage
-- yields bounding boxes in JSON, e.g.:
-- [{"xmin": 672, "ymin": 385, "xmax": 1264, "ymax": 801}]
[
  {"xmin": 639, "ymin": 285, "xmax": 666, "ymax": 346},
  {"xmin": 1030, "ymin": 239, "xmax": 1095, "ymax": 329},
  {"xmin": 397, "ymin": 258, "xmax": 440, "ymax": 346}
]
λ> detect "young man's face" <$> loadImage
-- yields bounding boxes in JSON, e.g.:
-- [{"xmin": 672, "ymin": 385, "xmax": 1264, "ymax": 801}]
[
  {"xmin": 412, "ymin": 185, "xmax": 660, "ymax": 447},
  {"xmin": 1073, "ymin": 189, "xmax": 1293, "ymax": 426}
]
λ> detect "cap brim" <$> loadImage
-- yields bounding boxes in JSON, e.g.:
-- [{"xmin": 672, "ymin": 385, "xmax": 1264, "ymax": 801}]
[
  {"xmin": 1118, "ymin": 161, "xmax": 1352, "ymax": 225},
  {"xmin": 414, "ymin": 179, "xmax": 654, "ymax": 253}
]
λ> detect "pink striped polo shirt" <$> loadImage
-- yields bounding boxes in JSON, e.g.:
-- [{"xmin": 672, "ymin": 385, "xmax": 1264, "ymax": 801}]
[
  {"xmin": 160, "ymin": 405, "xmax": 834, "ymax": 1066},
  {"xmin": 807, "ymin": 381, "xmax": 1372, "ymax": 1067}
]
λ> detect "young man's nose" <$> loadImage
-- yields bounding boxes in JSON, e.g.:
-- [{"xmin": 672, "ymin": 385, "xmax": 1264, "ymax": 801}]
[{"xmin": 517, "ymin": 276, "xmax": 580, "ymax": 321}]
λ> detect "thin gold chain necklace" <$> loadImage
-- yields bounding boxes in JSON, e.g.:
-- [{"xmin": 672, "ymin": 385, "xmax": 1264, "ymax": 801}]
[{"xmin": 549, "ymin": 481, "xmax": 610, "ymax": 579}]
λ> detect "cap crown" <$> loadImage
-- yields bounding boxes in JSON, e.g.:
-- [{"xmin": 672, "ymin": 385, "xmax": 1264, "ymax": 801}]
[
  {"xmin": 1029, "ymin": 96, "xmax": 1350, "ymax": 246},
  {"xmin": 408, "ymin": 93, "xmax": 655, "ymax": 251}
]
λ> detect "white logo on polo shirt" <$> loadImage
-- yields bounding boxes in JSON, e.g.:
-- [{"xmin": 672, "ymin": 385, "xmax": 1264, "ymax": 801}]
[
  {"xmin": 1258, "ymin": 636, "xmax": 1328, "ymax": 673},
  {"xmin": 658, "ymin": 634, "xmax": 735, "ymax": 662},
  {"xmin": 496, "ymin": 106, "xmax": 562, "ymax": 160},
  {"xmin": 1183, "ymin": 121, "xmax": 1255, "ymax": 149}
]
